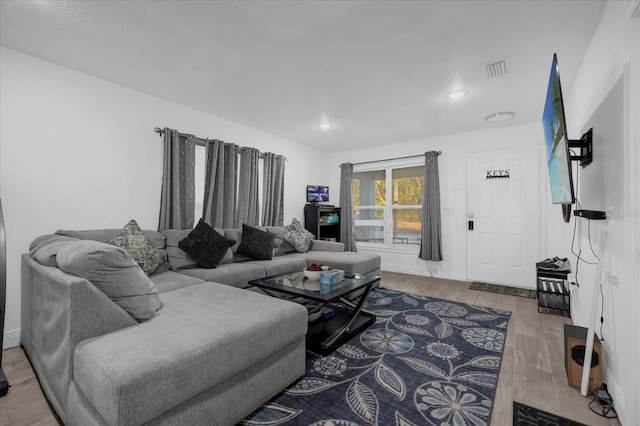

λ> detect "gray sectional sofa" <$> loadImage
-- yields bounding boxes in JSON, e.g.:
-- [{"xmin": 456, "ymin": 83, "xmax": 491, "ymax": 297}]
[{"xmin": 21, "ymin": 225, "xmax": 381, "ymax": 426}]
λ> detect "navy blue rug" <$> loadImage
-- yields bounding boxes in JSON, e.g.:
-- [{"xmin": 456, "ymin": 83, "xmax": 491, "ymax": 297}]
[{"xmin": 241, "ymin": 288, "xmax": 511, "ymax": 425}]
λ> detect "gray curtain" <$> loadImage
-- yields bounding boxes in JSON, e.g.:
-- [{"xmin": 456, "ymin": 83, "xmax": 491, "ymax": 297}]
[
  {"xmin": 222, "ymin": 144, "xmax": 239, "ymax": 227},
  {"xmin": 419, "ymin": 151, "xmax": 443, "ymax": 261},
  {"xmin": 158, "ymin": 128, "xmax": 196, "ymax": 231},
  {"xmin": 202, "ymin": 140, "xmax": 238, "ymax": 228},
  {"xmin": 339, "ymin": 163, "xmax": 357, "ymax": 252},
  {"xmin": 261, "ymin": 153, "xmax": 285, "ymax": 226},
  {"xmin": 237, "ymin": 147, "xmax": 260, "ymax": 226}
]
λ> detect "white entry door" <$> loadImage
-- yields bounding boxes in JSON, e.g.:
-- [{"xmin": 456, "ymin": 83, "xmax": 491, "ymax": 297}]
[{"xmin": 466, "ymin": 146, "xmax": 540, "ymax": 288}]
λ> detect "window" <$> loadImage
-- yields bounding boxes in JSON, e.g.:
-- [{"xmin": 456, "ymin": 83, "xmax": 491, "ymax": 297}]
[
  {"xmin": 194, "ymin": 145, "xmax": 206, "ymax": 223},
  {"xmin": 353, "ymin": 160, "xmax": 423, "ymax": 247}
]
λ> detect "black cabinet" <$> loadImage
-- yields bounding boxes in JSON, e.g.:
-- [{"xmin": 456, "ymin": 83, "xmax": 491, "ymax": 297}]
[
  {"xmin": 537, "ymin": 267, "xmax": 571, "ymax": 316},
  {"xmin": 304, "ymin": 205, "xmax": 341, "ymax": 242}
]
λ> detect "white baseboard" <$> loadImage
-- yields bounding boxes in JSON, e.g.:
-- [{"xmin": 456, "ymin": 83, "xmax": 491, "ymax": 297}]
[{"xmin": 2, "ymin": 328, "xmax": 21, "ymax": 350}]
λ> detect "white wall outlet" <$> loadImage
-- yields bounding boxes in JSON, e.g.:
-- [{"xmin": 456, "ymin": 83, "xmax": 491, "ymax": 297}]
[{"xmin": 567, "ymin": 274, "xmax": 577, "ymax": 286}]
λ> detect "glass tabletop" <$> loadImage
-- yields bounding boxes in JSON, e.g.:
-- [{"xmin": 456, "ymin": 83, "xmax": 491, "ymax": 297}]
[{"xmin": 250, "ymin": 271, "xmax": 380, "ymax": 303}]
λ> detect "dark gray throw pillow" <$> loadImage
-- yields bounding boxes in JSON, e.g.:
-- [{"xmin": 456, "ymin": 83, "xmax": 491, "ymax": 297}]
[
  {"xmin": 178, "ymin": 219, "xmax": 235, "ymax": 269},
  {"xmin": 236, "ymin": 223, "xmax": 275, "ymax": 260}
]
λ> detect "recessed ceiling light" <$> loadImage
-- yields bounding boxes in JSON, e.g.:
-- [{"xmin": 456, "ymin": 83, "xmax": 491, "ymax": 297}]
[
  {"xmin": 447, "ymin": 89, "xmax": 467, "ymax": 100},
  {"xmin": 318, "ymin": 120, "xmax": 332, "ymax": 131},
  {"xmin": 485, "ymin": 112, "xmax": 515, "ymax": 123}
]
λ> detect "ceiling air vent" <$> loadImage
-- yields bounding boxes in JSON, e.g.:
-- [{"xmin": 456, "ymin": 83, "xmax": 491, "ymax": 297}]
[{"xmin": 485, "ymin": 59, "xmax": 507, "ymax": 79}]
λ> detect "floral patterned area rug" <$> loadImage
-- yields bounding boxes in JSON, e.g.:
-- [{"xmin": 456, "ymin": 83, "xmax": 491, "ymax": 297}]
[{"xmin": 241, "ymin": 288, "xmax": 511, "ymax": 426}]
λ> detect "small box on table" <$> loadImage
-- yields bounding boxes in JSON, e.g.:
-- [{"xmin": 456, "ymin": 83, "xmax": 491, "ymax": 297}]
[{"xmin": 320, "ymin": 269, "xmax": 345, "ymax": 285}]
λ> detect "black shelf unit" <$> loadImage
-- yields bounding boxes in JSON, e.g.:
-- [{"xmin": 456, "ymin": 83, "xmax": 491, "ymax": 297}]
[
  {"xmin": 537, "ymin": 267, "xmax": 571, "ymax": 316},
  {"xmin": 304, "ymin": 205, "xmax": 341, "ymax": 242}
]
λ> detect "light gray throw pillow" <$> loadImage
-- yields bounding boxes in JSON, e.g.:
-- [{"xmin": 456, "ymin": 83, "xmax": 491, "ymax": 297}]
[
  {"xmin": 57, "ymin": 240, "xmax": 163, "ymax": 321},
  {"xmin": 29, "ymin": 234, "xmax": 79, "ymax": 266}
]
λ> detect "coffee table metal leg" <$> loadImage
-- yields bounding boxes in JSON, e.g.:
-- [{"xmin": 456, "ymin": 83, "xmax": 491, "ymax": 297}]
[
  {"xmin": 339, "ymin": 296, "xmax": 374, "ymax": 315},
  {"xmin": 321, "ymin": 284, "xmax": 374, "ymax": 349}
]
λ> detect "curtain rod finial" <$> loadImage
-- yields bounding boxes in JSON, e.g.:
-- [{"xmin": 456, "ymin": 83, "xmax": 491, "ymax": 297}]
[{"xmin": 154, "ymin": 127, "xmax": 164, "ymax": 136}]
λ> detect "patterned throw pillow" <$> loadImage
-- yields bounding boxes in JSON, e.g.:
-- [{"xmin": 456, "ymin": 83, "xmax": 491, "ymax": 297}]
[
  {"xmin": 236, "ymin": 224, "xmax": 276, "ymax": 260},
  {"xmin": 284, "ymin": 218, "xmax": 315, "ymax": 253},
  {"xmin": 178, "ymin": 219, "xmax": 236, "ymax": 269},
  {"xmin": 106, "ymin": 219, "xmax": 167, "ymax": 275}
]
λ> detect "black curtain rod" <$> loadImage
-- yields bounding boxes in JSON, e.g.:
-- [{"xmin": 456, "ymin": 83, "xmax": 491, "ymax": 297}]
[
  {"xmin": 154, "ymin": 127, "xmax": 287, "ymax": 160},
  {"xmin": 352, "ymin": 151, "xmax": 441, "ymax": 166}
]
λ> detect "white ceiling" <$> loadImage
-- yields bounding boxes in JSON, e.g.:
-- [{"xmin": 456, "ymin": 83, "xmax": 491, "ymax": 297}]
[{"xmin": 0, "ymin": 0, "xmax": 606, "ymax": 151}]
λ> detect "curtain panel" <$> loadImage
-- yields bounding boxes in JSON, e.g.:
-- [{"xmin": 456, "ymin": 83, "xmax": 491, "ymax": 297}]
[
  {"xmin": 158, "ymin": 127, "xmax": 285, "ymax": 230},
  {"xmin": 339, "ymin": 163, "xmax": 357, "ymax": 252},
  {"xmin": 202, "ymin": 139, "xmax": 239, "ymax": 228},
  {"xmin": 237, "ymin": 147, "xmax": 260, "ymax": 226},
  {"xmin": 158, "ymin": 128, "xmax": 195, "ymax": 231},
  {"xmin": 419, "ymin": 151, "xmax": 443, "ymax": 261},
  {"xmin": 262, "ymin": 153, "xmax": 285, "ymax": 226}
]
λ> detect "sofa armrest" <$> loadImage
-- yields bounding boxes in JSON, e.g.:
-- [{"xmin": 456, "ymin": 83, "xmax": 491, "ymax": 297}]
[
  {"xmin": 21, "ymin": 254, "xmax": 137, "ymax": 423},
  {"xmin": 310, "ymin": 240, "xmax": 345, "ymax": 252}
]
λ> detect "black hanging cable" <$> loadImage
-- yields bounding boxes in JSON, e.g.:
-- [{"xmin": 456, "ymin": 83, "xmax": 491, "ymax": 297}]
[
  {"xmin": 588, "ymin": 393, "xmax": 618, "ymax": 418},
  {"xmin": 588, "ymin": 219, "xmax": 600, "ymax": 259},
  {"xmin": 571, "ymin": 215, "xmax": 597, "ymax": 266},
  {"xmin": 575, "ymin": 249, "xmax": 581, "ymax": 286},
  {"xmin": 599, "ymin": 282, "xmax": 605, "ymax": 341}
]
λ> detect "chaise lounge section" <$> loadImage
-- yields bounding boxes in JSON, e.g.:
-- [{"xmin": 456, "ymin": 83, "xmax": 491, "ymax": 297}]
[{"xmin": 21, "ymin": 225, "xmax": 380, "ymax": 425}]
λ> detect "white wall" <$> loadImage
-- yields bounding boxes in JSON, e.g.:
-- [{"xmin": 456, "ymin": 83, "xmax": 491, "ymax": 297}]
[
  {"xmin": 328, "ymin": 121, "xmax": 549, "ymax": 283},
  {"xmin": 0, "ymin": 47, "xmax": 328, "ymax": 348},
  {"xmin": 549, "ymin": 1, "xmax": 639, "ymax": 423}
]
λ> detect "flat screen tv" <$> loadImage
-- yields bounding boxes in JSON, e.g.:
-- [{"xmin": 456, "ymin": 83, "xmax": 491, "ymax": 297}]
[
  {"xmin": 542, "ymin": 53, "xmax": 575, "ymax": 205},
  {"xmin": 306, "ymin": 185, "xmax": 329, "ymax": 203}
]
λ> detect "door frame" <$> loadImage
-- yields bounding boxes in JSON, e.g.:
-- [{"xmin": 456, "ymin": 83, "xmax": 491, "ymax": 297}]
[{"xmin": 465, "ymin": 145, "xmax": 542, "ymax": 287}]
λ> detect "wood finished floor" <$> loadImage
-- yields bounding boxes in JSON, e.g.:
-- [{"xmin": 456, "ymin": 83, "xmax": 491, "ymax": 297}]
[{"xmin": 1, "ymin": 272, "xmax": 621, "ymax": 426}]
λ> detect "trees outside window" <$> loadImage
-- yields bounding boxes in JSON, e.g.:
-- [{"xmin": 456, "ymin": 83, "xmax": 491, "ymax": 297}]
[{"xmin": 353, "ymin": 162, "xmax": 423, "ymax": 247}]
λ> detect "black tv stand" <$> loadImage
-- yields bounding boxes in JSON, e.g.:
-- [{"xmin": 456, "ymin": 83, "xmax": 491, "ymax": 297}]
[
  {"xmin": 569, "ymin": 127, "xmax": 593, "ymax": 168},
  {"xmin": 304, "ymin": 205, "xmax": 341, "ymax": 242}
]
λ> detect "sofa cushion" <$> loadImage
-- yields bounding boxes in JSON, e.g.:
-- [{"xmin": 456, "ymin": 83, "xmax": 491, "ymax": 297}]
[
  {"xmin": 180, "ymin": 263, "xmax": 266, "ymax": 288},
  {"xmin": 266, "ymin": 226, "xmax": 296, "ymax": 256},
  {"xmin": 223, "ymin": 228, "xmax": 242, "ymax": 254},
  {"xmin": 57, "ymin": 240, "xmax": 163, "ymax": 321},
  {"xmin": 236, "ymin": 224, "xmax": 275, "ymax": 260},
  {"xmin": 72, "ymin": 282, "xmax": 308, "ymax": 426},
  {"xmin": 56, "ymin": 228, "xmax": 166, "ymax": 250},
  {"xmin": 284, "ymin": 218, "xmax": 315, "ymax": 253},
  {"xmin": 178, "ymin": 219, "xmax": 235, "ymax": 269},
  {"xmin": 290, "ymin": 250, "xmax": 381, "ymax": 275},
  {"xmin": 244, "ymin": 256, "xmax": 308, "ymax": 277},
  {"xmin": 163, "ymin": 229, "xmax": 198, "ymax": 270},
  {"xmin": 29, "ymin": 234, "xmax": 79, "ymax": 266},
  {"xmin": 105, "ymin": 219, "xmax": 167, "ymax": 275},
  {"xmin": 149, "ymin": 270, "xmax": 206, "ymax": 294}
]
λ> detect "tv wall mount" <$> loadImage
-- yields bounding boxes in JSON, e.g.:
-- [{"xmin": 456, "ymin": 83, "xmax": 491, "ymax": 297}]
[{"xmin": 568, "ymin": 128, "xmax": 593, "ymax": 168}]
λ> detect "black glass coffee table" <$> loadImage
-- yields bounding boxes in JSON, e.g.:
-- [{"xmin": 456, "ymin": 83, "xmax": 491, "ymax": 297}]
[{"xmin": 250, "ymin": 271, "xmax": 379, "ymax": 355}]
